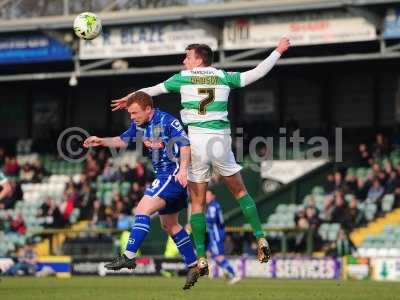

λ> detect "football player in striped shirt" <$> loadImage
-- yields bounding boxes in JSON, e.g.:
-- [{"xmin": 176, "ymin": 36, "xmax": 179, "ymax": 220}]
[{"xmin": 111, "ymin": 38, "xmax": 291, "ymax": 275}]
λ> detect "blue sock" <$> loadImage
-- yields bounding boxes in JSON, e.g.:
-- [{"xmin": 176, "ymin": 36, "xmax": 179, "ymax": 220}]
[
  {"xmin": 172, "ymin": 229, "xmax": 197, "ymax": 267},
  {"xmin": 217, "ymin": 258, "xmax": 236, "ymax": 278},
  {"xmin": 124, "ymin": 215, "xmax": 151, "ymax": 258}
]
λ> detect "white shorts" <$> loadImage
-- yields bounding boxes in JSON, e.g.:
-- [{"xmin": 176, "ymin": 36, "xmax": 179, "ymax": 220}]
[{"xmin": 188, "ymin": 132, "xmax": 242, "ymax": 183}]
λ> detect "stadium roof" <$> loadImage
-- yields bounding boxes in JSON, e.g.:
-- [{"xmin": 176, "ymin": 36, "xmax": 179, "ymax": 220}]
[
  {"xmin": 0, "ymin": 0, "xmax": 399, "ymax": 82},
  {"xmin": 0, "ymin": 0, "xmax": 398, "ymax": 33}
]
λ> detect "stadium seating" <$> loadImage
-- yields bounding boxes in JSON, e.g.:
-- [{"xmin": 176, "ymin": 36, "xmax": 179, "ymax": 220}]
[
  {"xmin": 0, "ymin": 149, "xmax": 148, "ymax": 256},
  {"xmin": 2, "ymin": 137, "xmax": 400, "ymax": 257},
  {"xmin": 357, "ymin": 224, "xmax": 400, "ymax": 257}
]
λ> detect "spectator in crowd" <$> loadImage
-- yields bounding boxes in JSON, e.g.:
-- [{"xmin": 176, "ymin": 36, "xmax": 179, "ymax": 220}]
[
  {"xmin": 347, "ymin": 196, "xmax": 364, "ymax": 230},
  {"xmin": 322, "ymin": 196, "xmax": 335, "ymax": 221},
  {"xmin": 331, "ymin": 192, "xmax": 348, "ymax": 224},
  {"xmin": 367, "ymin": 178, "xmax": 385, "ymax": 203},
  {"xmin": 60, "ymin": 185, "xmax": 78, "ymax": 225},
  {"xmin": 295, "ymin": 208, "xmax": 307, "ymax": 227},
  {"xmin": 386, "ymin": 170, "xmax": 400, "ymax": 194},
  {"xmin": 357, "ymin": 143, "xmax": 372, "ymax": 167},
  {"xmin": 0, "ymin": 211, "xmax": 13, "ymax": 233},
  {"xmin": 32, "ymin": 159, "xmax": 50, "ymax": 182},
  {"xmin": 10, "ymin": 213, "xmax": 26, "ymax": 235},
  {"xmin": 332, "ymin": 171, "xmax": 346, "ymax": 193},
  {"xmin": 4, "ymin": 156, "xmax": 19, "ymax": 176},
  {"xmin": 354, "ymin": 177, "xmax": 369, "ymax": 200},
  {"xmin": 6, "ymin": 242, "xmax": 38, "ymax": 276},
  {"xmin": 324, "ymin": 174, "xmax": 335, "ymax": 193},
  {"xmin": 345, "ymin": 173, "xmax": 358, "ymax": 195},
  {"xmin": 372, "ymin": 133, "xmax": 390, "ymax": 160},
  {"xmin": 104, "ymin": 207, "xmax": 115, "ymax": 228},
  {"xmin": 121, "ymin": 164, "xmax": 135, "ymax": 182},
  {"xmin": 327, "ymin": 229, "xmax": 356, "ymax": 257},
  {"xmin": 84, "ymin": 153, "xmax": 101, "ymax": 181},
  {"xmin": 38, "ymin": 197, "xmax": 64, "ymax": 228},
  {"xmin": 132, "ymin": 161, "xmax": 149, "ymax": 186},
  {"xmin": 112, "ymin": 193, "xmax": 124, "ymax": 212},
  {"xmin": 371, "ymin": 163, "xmax": 383, "ymax": 180},
  {"xmin": 294, "ymin": 207, "xmax": 322, "ymax": 252},
  {"xmin": 394, "ymin": 186, "xmax": 400, "ymax": 208},
  {"xmin": 127, "ymin": 182, "xmax": 143, "ymax": 210},
  {"xmin": 89, "ymin": 199, "xmax": 107, "ymax": 227},
  {"xmin": 305, "ymin": 206, "xmax": 320, "ymax": 229},
  {"xmin": 78, "ymin": 182, "xmax": 96, "ymax": 220},
  {"xmin": 102, "ymin": 161, "xmax": 120, "ymax": 182},
  {"xmin": 114, "ymin": 200, "xmax": 131, "ymax": 230},
  {"xmin": 19, "ymin": 163, "xmax": 35, "ymax": 183},
  {"xmin": 384, "ymin": 160, "xmax": 394, "ymax": 176},
  {"xmin": 96, "ymin": 149, "xmax": 109, "ymax": 170},
  {"xmin": 305, "ymin": 196, "xmax": 318, "ymax": 212}
]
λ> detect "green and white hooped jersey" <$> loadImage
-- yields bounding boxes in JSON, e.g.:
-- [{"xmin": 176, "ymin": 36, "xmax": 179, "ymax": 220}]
[
  {"xmin": 163, "ymin": 67, "xmax": 242, "ymax": 134},
  {"xmin": 0, "ymin": 170, "xmax": 8, "ymax": 185}
]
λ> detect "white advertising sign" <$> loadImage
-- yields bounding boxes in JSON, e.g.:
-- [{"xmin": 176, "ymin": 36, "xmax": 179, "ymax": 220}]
[
  {"xmin": 224, "ymin": 16, "xmax": 376, "ymax": 50},
  {"xmin": 80, "ymin": 23, "xmax": 218, "ymax": 59}
]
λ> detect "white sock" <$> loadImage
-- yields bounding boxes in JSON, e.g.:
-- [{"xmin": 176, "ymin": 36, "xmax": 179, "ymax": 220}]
[{"xmin": 124, "ymin": 250, "xmax": 136, "ymax": 259}]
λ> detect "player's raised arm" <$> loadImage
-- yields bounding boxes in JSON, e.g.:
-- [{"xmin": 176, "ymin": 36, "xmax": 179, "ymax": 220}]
[
  {"xmin": 111, "ymin": 71, "xmax": 184, "ymax": 112},
  {"xmin": 240, "ymin": 37, "xmax": 290, "ymax": 87},
  {"xmin": 111, "ymin": 83, "xmax": 167, "ymax": 111}
]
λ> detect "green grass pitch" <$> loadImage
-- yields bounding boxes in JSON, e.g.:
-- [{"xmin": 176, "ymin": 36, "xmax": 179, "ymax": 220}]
[{"xmin": 0, "ymin": 276, "xmax": 399, "ymax": 300}]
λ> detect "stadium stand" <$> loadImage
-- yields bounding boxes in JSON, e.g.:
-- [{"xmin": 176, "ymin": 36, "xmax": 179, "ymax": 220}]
[
  {"xmin": 1, "ymin": 131, "xmax": 400, "ymax": 257},
  {"xmin": 261, "ymin": 132, "xmax": 400, "ymax": 254},
  {"xmin": 0, "ymin": 147, "xmax": 153, "ymax": 256}
]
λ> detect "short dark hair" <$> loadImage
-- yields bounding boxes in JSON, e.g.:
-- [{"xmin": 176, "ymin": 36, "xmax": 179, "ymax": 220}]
[
  {"xmin": 127, "ymin": 91, "xmax": 153, "ymax": 110},
  {"xmin": 185, "ymin": 44, "xmax": 213, "ymax": 66},
  {"xmin": 207, "ymin": 188, "xmax": 216, "ymax": 196}
]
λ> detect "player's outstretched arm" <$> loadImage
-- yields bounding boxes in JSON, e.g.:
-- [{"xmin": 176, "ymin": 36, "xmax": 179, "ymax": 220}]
[
  {"xmin": 175, "ymin": 145, "xmax": 190, "ymax": 188},
  {"xmin": 111, "ymin": 83, "xmax": 168, "ymax": 111},
  {"xmin": 241, "ymin": 37, "xmax": 291, "ymax": 87},
  {"xmin": 83, "ymin": 136, "xmax": 127, "ymax": 148}
]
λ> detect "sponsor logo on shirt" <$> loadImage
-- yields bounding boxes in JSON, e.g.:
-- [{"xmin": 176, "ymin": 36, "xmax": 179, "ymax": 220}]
[
  {"xmin": 171, "ymin": 119, "xmax": 183, "ymax": 131},
  {"xmin": 191, "ymin": 76, "xmax": 219, "ymax": 85},
  {"xmin": 191, "ymin": 70, "xmax": 214, "ymax": 75},
  {"xmin": 143, "ymin": 139, "xmax": 164, "ymax": 149}
]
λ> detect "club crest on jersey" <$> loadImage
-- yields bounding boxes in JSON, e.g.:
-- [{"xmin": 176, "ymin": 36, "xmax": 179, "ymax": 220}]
[{"xmin": 152, "ymin": 125, "xmax": 163, "ymax": 137}]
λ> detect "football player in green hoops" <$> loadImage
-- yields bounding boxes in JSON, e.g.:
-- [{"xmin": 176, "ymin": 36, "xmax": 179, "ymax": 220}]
[{"xmin": 111, "ymin": 37, "xmax": 291, "ymax": 275}]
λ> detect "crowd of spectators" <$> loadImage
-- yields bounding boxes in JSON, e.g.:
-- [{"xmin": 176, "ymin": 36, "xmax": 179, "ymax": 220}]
[
  {"xmin": 2, "ymin": 132, "xmax": 400, "ymax": 256},
  {"xmin": 292, "ymin": 133, "xmax": 400, "ymax": 254},
  {"xmin": 0, "ymin": 147, "xmax": 153, "ymax": 233}
]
